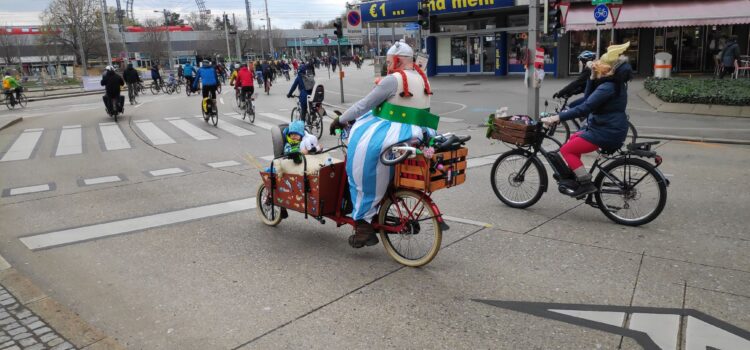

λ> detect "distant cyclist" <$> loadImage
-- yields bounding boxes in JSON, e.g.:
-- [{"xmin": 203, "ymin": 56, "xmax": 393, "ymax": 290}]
[
  {"xmin": 553, "ymin": 51, "xmax": 596, "ymax": 101},
  {"xmin": 2, "ymin": 71, "xmax": 23, "ymax": 105},
  {"xmin": 150, "ymin": 65, "xmax": 163, "ymax": 88},
  {"xmin": 192, "ymin": 60, "xmax": 219, "ymax": 113},
  {"xmin": 123, "ymin": 64, "xmax": 142, "ymax": 103},
  {"xmin": 101, "ymin": 65, "xmax": 125, "ymax": 114},
  {"xmin": 287, "ymin": 64, "xmax": 313, "ymax": 121},
  {"xmin": 183, "ymin": 62, "xmax": 197, "ymax": 93},
  {"xmin": 236, "ymin": 62, "xmax": 255, "ymax": 106}
]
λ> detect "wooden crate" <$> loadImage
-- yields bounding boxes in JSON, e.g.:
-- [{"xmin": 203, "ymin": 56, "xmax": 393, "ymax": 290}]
[
  {"xmin": 490, "ymin": 116, "xmax": 536, "ymax": 146},
  {"xmin": 395, "ymin": 147, "xmax": 468, "ymax": 192},
  {"xmin": 260, "ymin": 162, "xmax": 346, "ymax": 216}
]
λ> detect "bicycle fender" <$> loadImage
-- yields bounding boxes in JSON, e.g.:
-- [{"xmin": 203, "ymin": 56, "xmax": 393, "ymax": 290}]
[{"xmin": 652, "ymin": 166, "xmax": 670, "ymax": 187}]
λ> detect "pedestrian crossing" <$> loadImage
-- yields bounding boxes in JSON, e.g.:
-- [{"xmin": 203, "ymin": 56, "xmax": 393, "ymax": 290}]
[
  {"xmin": 99, "ymin": 122, "xmax": 131, "ymax": 151},
  {"xmin": 1, "ymin": 128, "xmax": 43, "ymax": 162}
]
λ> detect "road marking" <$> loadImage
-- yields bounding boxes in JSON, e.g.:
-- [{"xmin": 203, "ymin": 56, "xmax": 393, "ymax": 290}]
[
  {"xmin": 1, "ymin": 128, "xmax": 43, "ymax": 162},
  {"xmin": 99, "ymin": 123, "xmax": 131, "ymax": 150},
  {"xmin": 259, "ymin": 112, "xmax": 289, "ymax": 123},
  {"xmin": 82, "ymin": 175, "xmax": 123, "ymax": 186},
  {"xmin": 223, "ymin": 112, "xmax": 240, "ymax": 116},
  {"xmin": 260, "ymin": 155, "xmax": 275, "ymax": 161},
  {"xmin": 551, "ymin": 310, "xmax": 625, "ymax": 327},
  {"xmin": 55, "ymin": 125, "xmax": 83, "ymax": 156},
  {"xmin": 133, "ymin": 120, "xmax": 176, "ymax": 145},
  {"xmin": 207, "ymin": 160, "xmax": 241, "ymax": 168},
  {"xmin": 167, "ymin": 118, "xmax": 217, "ymax": 141},
  {"xmin": 6, "ymin": 183, "xmax": 52, "ymax": 196},
  {"xmin": 442, "ymin": 215, "xmax": 492, "ymax": 228},
  {"xmin": 438, "ymin": 101, "xmax": 468, "ymax": 116},
  {"xmin": 148, "ymin": 167, "xmax": 185, "ymax": 176},
  {"xmin": 19, "ymin": 197, "xmax": 256, "ymax": 250},
  {"xmin": 216, "ymin": 121, "xmax": 255, "ymax": 136},
  {"xmin": 226, "ymin": 113, "xmax": 273, "ymax": 130},
  {"xmin": 134, "ymin": 103, "xmax": 144, "ymax": 109},
  {"xmin": 220, "ymin": 98, "xmax": 225, "ymax": 105},
  {"xmin": 440, "ymin": 117, "xmax": 462, "ymax": 123},
  {"xmin": 629, "ymin": 313, "xmax": 680, "ymax": 350}
]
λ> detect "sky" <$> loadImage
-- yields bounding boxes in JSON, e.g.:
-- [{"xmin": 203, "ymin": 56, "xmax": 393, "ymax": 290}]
[{"xmin": 0, "ymin": 0, "xmax": 350, "ymax": 29}]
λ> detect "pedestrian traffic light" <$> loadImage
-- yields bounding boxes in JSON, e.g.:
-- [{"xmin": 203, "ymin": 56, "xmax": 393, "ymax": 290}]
[
  {"xmin": 417, "ymin": 0, "xmax": 430, "ymax": 30},
  {"xmin": 333, "ymin": 18, "xmax": 343, "ymax": 39}
]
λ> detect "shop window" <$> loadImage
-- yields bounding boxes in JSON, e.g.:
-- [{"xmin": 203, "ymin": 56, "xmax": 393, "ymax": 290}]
[
  {"xmin": 451, "ymin": 37, "xmax": 467, "ymax": 67},
  {"xmin": 568, "ymin": 29, "xmax": 638, "ymax": 73},
  {"xmin": 509, "ymin": 32, "xmax": 556, "ymax": 74}
]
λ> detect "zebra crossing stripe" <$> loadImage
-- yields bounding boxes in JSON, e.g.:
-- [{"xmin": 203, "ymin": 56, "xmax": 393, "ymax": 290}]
[
  {"xmin": 440, "ymin": 117, "xmax": 461, "ymax": 123},
  {"xmin": 260, "ymin": 155, "xmax": 275, "ymax": 161},
  {"xmin": 1, "ymin": 128, "xmax": 43, "ymax": 162},
  {"xmin": 167, "ymin": 118, "xmax": 217, "ymax": 141},
  {"xmin": 259, "ymin": 112, "xmax": 289, "ymax": 123},
  {"xmin": 81, "ymin": 175, "xmax": 123, "ymax": 186},
  {"xmin": 56, "ymin": 125, "xmax": 83, "ymax": 156},
  {"xmin": 148, "ymin": 168, "xmax": 185, "ymax": 177},
  {"xmin": 134, "ymin": 120, "xmax": 176, "ymax": 145},
  {"xmin": 216, "ymin": 121, "xmax": 255, "ymax": 136},
  {"xmin": 99, "ymin": 123, "xmax": 131, "ymax": 151},
  {"xmin": 225, "ymin": 113, "xmax": 273, "ymax": 130},
  {"xmin": 207, "ymin": 160, "xmax": 241, "ymax": 168},
  {"xmin": 3, "ymin": 183, "xmax": 54, "ymax": 197}
]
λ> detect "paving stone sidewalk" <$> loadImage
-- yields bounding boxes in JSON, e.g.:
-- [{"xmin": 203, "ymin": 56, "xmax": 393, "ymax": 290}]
[{"xmin": 0, "ymin": 285, "xmax": 75, "ymax": 350}]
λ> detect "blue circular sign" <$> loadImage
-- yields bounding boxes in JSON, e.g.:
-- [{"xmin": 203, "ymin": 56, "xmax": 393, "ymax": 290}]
[{"xmin": 594, "ymin": 4, "xmax": 609, "ymax": 22}]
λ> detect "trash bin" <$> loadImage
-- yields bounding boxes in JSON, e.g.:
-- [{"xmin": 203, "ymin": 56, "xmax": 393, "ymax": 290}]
[{"xmin": 654, "ymin": 52, "xmax": 672, "ymax": 79}]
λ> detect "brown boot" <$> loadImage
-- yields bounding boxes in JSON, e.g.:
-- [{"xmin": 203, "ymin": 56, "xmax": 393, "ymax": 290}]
[{"xmin": 348, "ymin": 220, "xmax": 379, "ymax": 248}]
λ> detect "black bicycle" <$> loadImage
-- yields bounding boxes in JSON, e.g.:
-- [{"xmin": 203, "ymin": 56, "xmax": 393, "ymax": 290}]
[
  {"xmin": 290, "ymin": 94, "xmax": 324, "ymax": 139},
  {"xmin": 238, "ymin": 90, "xmax": 255, "ymax": 123},
  {"xmin": 150, "ymin": 80, "xmax": 164, "ymax": 95},
  {"xmin": 4, "ymin": 91, "xmax": 27, "ymax": 110},
  {"xmin": 490, "ymin": 118, "xmax": 669, "ymax": 226},
  {"xmin": 544, "ymin": 97, "xmax": 638, "ymax": 147},
  {"xmin": 202, "ymin": 97, "xmax": 218, "ymax": 126}
]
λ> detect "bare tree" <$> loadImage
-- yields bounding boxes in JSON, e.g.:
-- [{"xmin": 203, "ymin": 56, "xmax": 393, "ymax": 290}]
[
  {"xmin": 0, "ymin": 27, "xmax": 20, "ymax": 66},
  {"xmin": 185, "ymin": 12, "xmax": 210, "ymax": 31},
  {"xmin": 141, "ymin": 19, "xmax": 166, "ymax": 65},
  {"xmin": 41, "ymin": 0, "xmax": 108, "ymax": 73},
  {"xmin": 301, "ymin": 20, "xmax": 330, "ymax": 29}
]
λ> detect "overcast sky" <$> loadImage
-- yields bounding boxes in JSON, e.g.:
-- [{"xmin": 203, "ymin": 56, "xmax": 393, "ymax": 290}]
[{"xmin": 0, "ymin": 0, "xmax": 349, "ymax": 29}]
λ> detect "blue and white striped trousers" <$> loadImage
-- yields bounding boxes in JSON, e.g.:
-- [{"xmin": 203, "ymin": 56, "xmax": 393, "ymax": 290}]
[{"xmin": 346, "ymin": 111, "xmax": 435, "ymax": 222}]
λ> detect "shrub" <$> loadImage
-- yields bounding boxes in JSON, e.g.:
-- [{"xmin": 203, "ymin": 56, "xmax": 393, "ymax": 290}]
[{"xmin": 644, "ymin": 77, "xmax": 750, "ymax": 106}]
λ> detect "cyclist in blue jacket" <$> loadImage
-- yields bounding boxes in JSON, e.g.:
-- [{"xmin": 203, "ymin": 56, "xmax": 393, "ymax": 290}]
[{"xmin": 192, "ymin": 60, "xmax": 219, "ymax": 113}]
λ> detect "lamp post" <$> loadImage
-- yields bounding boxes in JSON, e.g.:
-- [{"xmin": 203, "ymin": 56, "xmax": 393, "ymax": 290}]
[
  {"xmin": 263, "ymin": 0, "xmax": 273, "ymax": 57},
  {"xmin": 154, "ymin": 10, "xmax": 174, "ymax": 68},
  {"xmin": 101, "ymin": 0, "xmax": 113, "ymax": 66}
]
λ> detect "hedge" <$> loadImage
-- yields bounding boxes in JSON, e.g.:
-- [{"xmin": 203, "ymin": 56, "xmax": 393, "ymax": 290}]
[{"xmin": 644, "ymin": 77, "xmax": 750, "ymax": 106}]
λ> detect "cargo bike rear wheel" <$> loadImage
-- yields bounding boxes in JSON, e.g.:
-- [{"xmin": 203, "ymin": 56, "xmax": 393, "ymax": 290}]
[{"xmin": 377, "ymin": 190, "xmax": 442, "ymax": 267}]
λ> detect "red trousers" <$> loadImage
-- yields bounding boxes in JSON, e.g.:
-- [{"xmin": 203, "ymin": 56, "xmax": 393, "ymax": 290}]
[{"xmin": 560, "ymin": 132, "xmax": 598, "ymax": 171}]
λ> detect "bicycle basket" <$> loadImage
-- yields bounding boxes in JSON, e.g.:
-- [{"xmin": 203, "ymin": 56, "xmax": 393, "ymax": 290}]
[
  {"xmin": 489, "ymin": 116, "xmax": 536, "ymax": 146},
  {"xmin": 394, "ymin": 147, "xmax": 468, "ymax": 192}
]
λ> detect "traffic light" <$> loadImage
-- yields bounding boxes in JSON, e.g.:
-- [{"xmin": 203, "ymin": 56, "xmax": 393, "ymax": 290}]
[
  {"xmin": 333, "ymin": 18, "xmax": 343, "ymax": 39},
  {"xmin": 417, "ymin": 0, "xmax": 430, "ymax": 30},
  {"xmin": 549, "ymin": 0, "xmax": 563, "ymax": 34}
]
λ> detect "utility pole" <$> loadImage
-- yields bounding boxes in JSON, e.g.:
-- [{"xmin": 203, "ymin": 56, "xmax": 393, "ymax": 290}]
[
  {"xmin": 244, "ymin": 0, "xmax": 252, "ymax": 59},
  {"xmin": 264, "ymin": 0, "xmax": 273, "ymax": 57},
  {"xmin": 527, "ymin": 0, "xmax": 540, "ymax": 118},
  {"xmin": 101, "ymin": 0, "xmax": 113, "ymax": 66},
  {"xmin": 233, "ymin": 14, "xmax": 241, "ymax": 61},
  {"xmin": 223, "ymin": 13, "xmax": 231, "ymax": 60},
  {"xmin": 376, "ymin": 23, "xmax": 381, "ymax": 55}
]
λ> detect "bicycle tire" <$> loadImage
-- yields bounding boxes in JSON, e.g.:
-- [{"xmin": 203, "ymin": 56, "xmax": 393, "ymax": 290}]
[
  {"xmin": 490, "ymin": 150, "xmax": 547, "ymax": 209},
  {"xmin": 211, "ymin": 103, "xmax": 218, "ymax": 126},
  {"xmin": 378, "ymin": 190, "xmax": 442, "ymax": 267},
  {"xmin": 627, "ymin": 121, "xmax": 638, "ymax": 145},
  {"xmin": 307, "ymin": 112, "xmax": 323, "ymax": 139},
  {"xmin": 248, "ymin": 101, "xmax": 256, "ymax": 123},
  {"xmin": 379, "ymin": 143, "xmax": 412, "ymax": 166},
  {"xmin": 5, "ymin": 96, "xmax": 14, "ymax": 110},
  {"xmin": 594, "ymin": 158, "xmax": 667, "ymax": 226},
  {"xmin": 290, "ymin": 107, "xmax": 300, "ymax": 122},
  {"xmin": 150, "ymin": 84, "xmax": 158, "ymax": 95},
  {"xmin": 256, "ymin": 184, "xmax": 283, "ymax": 226}
]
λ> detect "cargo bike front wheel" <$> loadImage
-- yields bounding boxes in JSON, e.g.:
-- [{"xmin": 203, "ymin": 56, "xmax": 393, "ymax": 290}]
[
  {"xmin": 377, "ymin": 190, "xmax": 442, "ymax": 267},
  {"xmin": 256, "ymin": 183, "xmax": 283, "ymax": 226}
]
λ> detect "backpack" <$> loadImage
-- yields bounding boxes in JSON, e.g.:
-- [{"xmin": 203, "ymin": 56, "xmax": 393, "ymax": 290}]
[
  {"xmin": 302, "ymin": 73, "xmax": 315, "ymax": 91},
  {"xmin": 2, "ymin": 78, "xmax": 10, "ymax": 90}
]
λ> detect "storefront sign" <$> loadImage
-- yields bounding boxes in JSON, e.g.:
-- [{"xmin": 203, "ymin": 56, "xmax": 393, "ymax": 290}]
[
  {"xmin": 361, "ymin": 0, "xmax": 515, "ymax": 22},
  {"xmin": 286, "ymin": 37, "xmax": 351, "ymax": 47}
]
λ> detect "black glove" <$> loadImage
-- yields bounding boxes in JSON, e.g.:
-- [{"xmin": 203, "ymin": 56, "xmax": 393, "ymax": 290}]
[
  {"xmin": 286, "ymin": 94, "xmax": 292, "ymax": 98},
  {"xmin": 552, "ymin": 92, "xmax": 559, "ymax": 99},
  {"xmin": 329, "ymin": 117, "xmax": 343, "ymax": 136}
]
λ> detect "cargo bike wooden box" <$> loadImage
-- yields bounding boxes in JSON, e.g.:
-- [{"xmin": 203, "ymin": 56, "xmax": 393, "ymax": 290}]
[{"xmin": 256, "ymin": 144, "xmax": 469, "ymax": 267}]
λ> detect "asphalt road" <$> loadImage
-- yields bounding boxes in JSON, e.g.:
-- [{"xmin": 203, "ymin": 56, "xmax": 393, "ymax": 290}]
[{"xmin": 0, "ymin": 64, "xmax": 748, "ymax": 349}]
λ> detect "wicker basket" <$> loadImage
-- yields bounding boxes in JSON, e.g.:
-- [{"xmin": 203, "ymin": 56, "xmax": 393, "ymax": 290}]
[
  {"xmin": 490, "ymin": 116, "xmax": 536, "ymax": 146},
  {"xmin": 394, "ymin": 147, "xmax": 468, "ymax": 192}
]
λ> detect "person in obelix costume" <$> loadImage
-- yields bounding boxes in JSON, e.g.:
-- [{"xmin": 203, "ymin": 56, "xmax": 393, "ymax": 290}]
[{"xmin": 330, "ymin": 40, "xmax": 438, "ymax": 249}]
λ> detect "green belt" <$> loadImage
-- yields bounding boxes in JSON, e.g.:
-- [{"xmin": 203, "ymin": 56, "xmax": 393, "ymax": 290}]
[{"xmin": 373, "ymin": 102, "xmax": 440, "ymax": 129}]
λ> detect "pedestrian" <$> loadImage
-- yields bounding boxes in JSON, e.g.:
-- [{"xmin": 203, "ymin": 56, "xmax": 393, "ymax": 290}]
[{"xmin": 719, "ymin": 35, "xmax": 741, "ymax": 79}]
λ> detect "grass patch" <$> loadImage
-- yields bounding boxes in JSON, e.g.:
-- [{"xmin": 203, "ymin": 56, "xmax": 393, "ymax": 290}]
[{"xmin": 644, "ymin": 77, "xmax": 750, "ymax": 106}]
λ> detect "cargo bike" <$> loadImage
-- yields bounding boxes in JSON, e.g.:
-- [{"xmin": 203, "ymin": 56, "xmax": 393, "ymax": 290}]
[{"xmin": 256, "ymin": 123, "xmax": 470, "ymax": 267}]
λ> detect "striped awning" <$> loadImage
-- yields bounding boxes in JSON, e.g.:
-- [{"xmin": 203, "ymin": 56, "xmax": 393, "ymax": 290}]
[{"xmin": 566, "ymin": 0, "xmax": 750, "ymax": 31}]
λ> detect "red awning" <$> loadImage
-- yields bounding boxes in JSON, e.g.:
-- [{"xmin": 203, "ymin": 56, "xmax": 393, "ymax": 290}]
[{"xmin": 566, "ymin": 0, "xmax": 750, "ymax": 31}]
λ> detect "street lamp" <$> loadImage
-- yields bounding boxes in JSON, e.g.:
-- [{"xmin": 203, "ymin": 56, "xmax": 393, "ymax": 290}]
[{"xmin": 154, "ymin": 9, "xmax": 174, "ymax": 68}]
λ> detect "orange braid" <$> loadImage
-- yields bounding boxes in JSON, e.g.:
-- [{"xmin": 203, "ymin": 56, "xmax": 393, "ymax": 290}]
[
  {"xmin": 395, "ymin": 69, "xmax": 413, "ymax": 97},
  {"xmin": 414, "ymin": 65, "xmax": 432, "ymax": 95}
]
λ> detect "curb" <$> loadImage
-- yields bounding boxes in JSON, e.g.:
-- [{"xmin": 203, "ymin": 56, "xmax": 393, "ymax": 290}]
[
  {"xmin": 0, "ymin": 253, "xmax": 125, "ymax": 350},
  {"xmin": 637, "ymin": 133, "xmax": 750, "ymax": 145},
  {"xmin": 0, "ymin": 117, "xmax": 23, "ymax": 131},
  {"xmin": 637, "ymin": 89, "xmax": 750, "ymax": 118},
  {"xmin": 27, "ymin": 91, "xmax": 101, "ymax": 102}
]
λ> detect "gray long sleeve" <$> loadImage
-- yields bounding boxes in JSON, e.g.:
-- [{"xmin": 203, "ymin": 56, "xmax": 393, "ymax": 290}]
[{"xmin": 339, "ymin": 75, "xmax": 398, "ymax": 123}]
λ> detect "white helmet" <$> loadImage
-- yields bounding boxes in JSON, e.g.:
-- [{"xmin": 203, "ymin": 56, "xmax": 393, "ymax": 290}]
[{"xmin": 105, "ymin": 65, "xmax": 115, "ymax": 72}]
